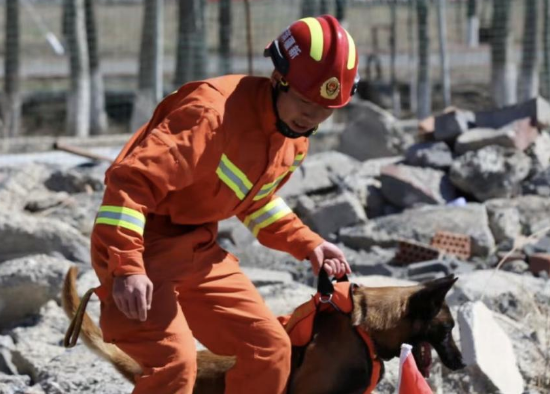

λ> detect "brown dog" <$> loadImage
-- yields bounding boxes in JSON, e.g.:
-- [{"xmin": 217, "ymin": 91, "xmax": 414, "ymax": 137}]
[{"xmin": 62, "ymin": 267, "xmax": 465, "ymax": 393}]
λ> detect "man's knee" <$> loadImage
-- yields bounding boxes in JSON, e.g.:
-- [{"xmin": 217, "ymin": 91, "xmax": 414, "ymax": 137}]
[{"xmin": 254, "ymin": 320, "xmax": 292, "ymax": 365}]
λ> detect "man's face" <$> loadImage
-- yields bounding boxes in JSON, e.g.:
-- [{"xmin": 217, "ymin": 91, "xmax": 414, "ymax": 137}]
[{"xmin": 276, "ymin": 86, "xmax": 334, "ymax": 134}]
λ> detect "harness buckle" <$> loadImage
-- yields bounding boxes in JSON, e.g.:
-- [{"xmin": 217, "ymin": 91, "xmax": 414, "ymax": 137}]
[{"xmin": 319, "ymin": 293, "xmax": 332, "ymax": 304}]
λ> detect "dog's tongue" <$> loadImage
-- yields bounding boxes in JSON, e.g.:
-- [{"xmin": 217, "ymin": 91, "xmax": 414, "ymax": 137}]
[{"xmin": 418, "ymin": 342, "xmax": 432, "ymax": 378}]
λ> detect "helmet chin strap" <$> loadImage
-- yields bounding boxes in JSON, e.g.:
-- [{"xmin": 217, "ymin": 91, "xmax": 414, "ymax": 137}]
[{"xmin": 271, "ymin": 84, "xmax": 318, "ymax": 139}]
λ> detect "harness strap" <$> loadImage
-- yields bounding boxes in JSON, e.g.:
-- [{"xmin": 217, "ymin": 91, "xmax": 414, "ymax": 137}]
[{"xmin": 63, "ymin": 287, "xmax": 96, "ymax": 348}]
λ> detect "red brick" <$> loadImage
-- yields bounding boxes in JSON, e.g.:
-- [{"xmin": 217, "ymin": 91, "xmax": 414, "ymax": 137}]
[
  {"xmin": 430, "ymin": 230, "xmax": 471, "ymax": 260},
  {"xmin": 528, "ymin": 253, "xmax": 550, "ymax": 276},
  {"xmin": 394, "ymin": 240, "xmax": 441, "ymax": 265}
]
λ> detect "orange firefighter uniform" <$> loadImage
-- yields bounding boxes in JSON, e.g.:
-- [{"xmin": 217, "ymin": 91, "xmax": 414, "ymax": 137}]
[{"xmin": 91, "ymin": 75, "xmax": 325, "ymax": 394}]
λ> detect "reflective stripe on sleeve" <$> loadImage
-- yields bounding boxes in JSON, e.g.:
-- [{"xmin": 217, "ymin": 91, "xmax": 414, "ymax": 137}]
[
  {"xmin": 216, "ymin": 154, "xmax": 253, "ymax": 200},
  {"xmin": 243, "ymin": 197, "xmax": 293, "ymax": 237},
  {"xmin": 95, "ymin": 206, "xmax": 146, "ymax": 236},
  {"xmin": 253, "ymin": 153, "xmax": 305, "ymax": 201}
]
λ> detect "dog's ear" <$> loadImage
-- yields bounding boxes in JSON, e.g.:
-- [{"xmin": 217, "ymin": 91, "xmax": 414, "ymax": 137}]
[{"xmin": 408, "ymin": 275, "xmax": 458, "ymax": 320}]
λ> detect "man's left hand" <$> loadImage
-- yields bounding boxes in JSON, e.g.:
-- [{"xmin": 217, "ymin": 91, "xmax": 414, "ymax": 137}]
[{"xmin": 307, "ymin": 241, "xmax": 351, "ymax": 278}]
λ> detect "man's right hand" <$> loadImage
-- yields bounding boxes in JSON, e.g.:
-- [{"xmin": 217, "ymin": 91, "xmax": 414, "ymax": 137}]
[{"xmin": 113, "ymin": 274, "xmax": 153, "ymax": 322}]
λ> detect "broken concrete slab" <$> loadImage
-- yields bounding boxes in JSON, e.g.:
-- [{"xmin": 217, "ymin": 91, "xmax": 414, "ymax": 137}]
[
  {"xmin": 404, "ymin": 141, "xmax": 454, "ymax": 170},
  {"xmin": 0, "ymin": 209, "xmax": 90, "ymax": 263},
  {"xmin": 297, "ymin": 192, "xmax": 367, "ymax": 238},
  {"xmin": 338, "ymin": 101, "xmax": 413, "ymax": 160},
  {"xmin": 458, "ymin": 301, "xmax": 524, "ymax": 394},
  {"xmin": 450, "ymin": 146, "xmax": 531, "ymax": 201},
  {"xmin": 340, "ymin": 204, "xmax": 495, "ymax": 257},
  {"xmin": 380, "ymin": 164, "xmax": 457, "ymax": 208},
  {"xmin": 474, "ymin": 96, "xmax": 550, "ymax": 130},
  {"xmin": 454, "ymin": 118, "xmax": 538, "ymax": 155},
  {"xmin": 486, "ymin": 205, "xmax": 522, "ymax": 244},
  {"xmin": 485, "ymin": 195, "xmax": 550, "ymax": 235},
  {"xmin": 0, "ymin": 255, "xmax": 72, "ymax": 329},
  {"xmin": 434, "ymin": 109, "xmax": 475, "ymax": 142}
]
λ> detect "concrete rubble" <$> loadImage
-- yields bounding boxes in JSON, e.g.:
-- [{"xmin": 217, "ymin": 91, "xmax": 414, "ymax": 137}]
[{"xmin": 2, "ymin": 97, "xmax": 550, "ymax": 393}]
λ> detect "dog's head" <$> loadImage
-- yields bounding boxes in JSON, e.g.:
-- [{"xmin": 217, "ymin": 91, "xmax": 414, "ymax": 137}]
[{"xmin": 352, "ymin": 275, "xmax": 465, "ymax": 377}]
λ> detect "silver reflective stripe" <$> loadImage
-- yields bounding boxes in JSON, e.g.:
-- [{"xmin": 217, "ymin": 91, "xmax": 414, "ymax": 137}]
[
  {"xmin": 216, "ymin": 154, "xmax": 253, "ymax": 200},
  {"xmin": 96, "ymin": 211, "xmax": 145, "ymax": 227},
  {"xmin": 244, "ymin": 197, "xmax": 293, "ymax": 236}
]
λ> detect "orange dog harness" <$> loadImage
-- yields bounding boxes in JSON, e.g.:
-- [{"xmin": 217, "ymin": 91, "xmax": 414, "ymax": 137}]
[{"xmin": 278, "ymin": 277, "xmax": 382, "ymax": 393}]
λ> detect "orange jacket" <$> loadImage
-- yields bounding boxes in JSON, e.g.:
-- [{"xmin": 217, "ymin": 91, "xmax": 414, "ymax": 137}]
[{"xmin": 92, "ymin": 75, "xmax": 324, "ymax": 278}]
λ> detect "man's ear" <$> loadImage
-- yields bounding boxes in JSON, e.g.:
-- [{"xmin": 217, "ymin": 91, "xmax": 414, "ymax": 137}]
[{"xmin": 408, "ymin": 275, "xmax": 458, "ymax": 320}]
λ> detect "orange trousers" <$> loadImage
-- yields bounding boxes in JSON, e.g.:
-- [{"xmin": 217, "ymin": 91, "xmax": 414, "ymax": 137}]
[{"xmin": 94, "ymin": 225, "xmax": 291, "ymax": 394}]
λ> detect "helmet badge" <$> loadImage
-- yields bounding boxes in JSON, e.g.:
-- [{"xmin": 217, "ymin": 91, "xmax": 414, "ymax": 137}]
[{"xmin": 320, "ymin": 77, "xmax": 341, "ymax": 100}]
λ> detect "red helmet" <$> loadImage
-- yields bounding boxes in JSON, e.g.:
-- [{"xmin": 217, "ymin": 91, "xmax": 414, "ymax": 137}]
[{"xmin": 264, "ymin": 15, "xmax": 359, "ymax": 108}]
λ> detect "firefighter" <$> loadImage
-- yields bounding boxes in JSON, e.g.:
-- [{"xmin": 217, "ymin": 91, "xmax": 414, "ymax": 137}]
[{"xmin": 91, "ymin": 14, "xmax": 359, "ymax": 394}]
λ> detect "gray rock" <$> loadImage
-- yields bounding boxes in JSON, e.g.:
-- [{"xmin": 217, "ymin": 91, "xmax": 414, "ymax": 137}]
[
  {"xmin": 0, "ymin": 210, "xmax": 90, "ymax": 263},
  {"xmin": 404, "ymin": 141, "xmax": 454, "ymax": 170},
  {"xmin": 0, "ymin": 373, "xmax": 45, "ymax": 394},
  {"xmin": 434, "ymin": 109, "xmax": 475, "ymax": 142},
  {"xmin": 259, "ymin": 283, "xmax": 316, "ymax": 316},
  {"xmin": 500, "ymin": 260, "xmax": 529, "ymax": 274},
  {"xmin": 458, "ymin": 301, "xmax": 524, "ymax": 394},
  {"xmin": 338, "ymin": 101, "xmax": 413, "ymax": 160},
  {"xmin": 39, "ymin": 192, "xmax": 103, "ymax": 236},
  {"xmin": 0, "ymin": 336, "xmax": 17, "ymax": 375},
  {"xmin": 523, "ymin": 166, "xmax": 550, "ymax": 197},
  {"xmin": 298, "ymin": 192, "xmax": 367, "ymax": 238},
  {"xmin": 450, "ymin": 146, "xmax": 531, "ymax": 201},
  {"xmin": 279, "ymin": 157, "xmax": 333, "ymax": 198},
  {"xmin": 406, "ymin": 260, "xmax": 452, "ymax": 279},
  {"xmin": 0, "ymin": 255, "xmax": 72, "ymax": 329},
  {"xmin": 486, "ymin": 205, "xmax": 522, "ymax": 244},
  {"xmin": 454, "ymin": 119, "xmax": 538, "ymax": 155},
  {"xmin": 9, "ymin": 301, "xmax": 69, "ymax": 383},
  {"xmin": 474, "ymin": 96, "xmax": 550, "ymax": 130},
  {"xmin": 25, "ymin": 191, "xmax": 72, "ymax": 213},
  {"xmin": 44, "ymin": 168, "xmax": 104, "ymax": 194},
  {"xmin": 340, "ymin": 204, "xmax": 495, "ymax": 257},
  {"xmin": 528, "ymin": 132, "xmax": 550, "ymax": 172},
  {"xmin": 486, "ymin": 195, "xmax": 550, "ymax": 235},
  {"xmin": 280, "ymin": 151, "xmax": 362, "ymax": 199},
  {"xmin": 380, "ymin": 164, "xmax": 457, "ymax": 208},
  {"xmin": 0, "ymin": 164, "xmax": 53, "ymax": 211},
  {"xmin": 36, "ymin": 346, "xmax": 134, "ymax": 394}
]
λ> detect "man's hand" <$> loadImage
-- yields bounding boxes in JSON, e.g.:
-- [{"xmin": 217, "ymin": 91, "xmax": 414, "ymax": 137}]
[
  {"xmin": 307, "ymin": 241, "xmax": 351, "ymax": 278},
  {"xmin": 113, "ymin": 274, "xmax": 153, "ymax": 322}
]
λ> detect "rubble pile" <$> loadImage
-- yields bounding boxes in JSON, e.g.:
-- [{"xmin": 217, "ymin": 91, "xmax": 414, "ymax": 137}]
[{"xmin": 1, "ymin": 98, "xmax": 550, "ymax": 393}]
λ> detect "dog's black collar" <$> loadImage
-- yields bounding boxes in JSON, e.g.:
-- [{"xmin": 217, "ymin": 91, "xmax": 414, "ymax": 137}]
[{"xmin": 271, "ymin": 85, "xmax": 317, "ymax": 139}]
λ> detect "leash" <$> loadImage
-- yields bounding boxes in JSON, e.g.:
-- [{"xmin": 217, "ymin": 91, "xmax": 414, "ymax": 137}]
[{"xmin": 63, "ymin": 287, "xmax": 96, "ymax": 348}]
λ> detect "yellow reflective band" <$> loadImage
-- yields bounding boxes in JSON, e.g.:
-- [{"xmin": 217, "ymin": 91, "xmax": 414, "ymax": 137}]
[
  {"xmin": 216, "ymin": 154, "xmax": 253, "ymax": 200},
  {"xmin": 251, "ymin": 207, "xmax": 292, "ymax": 237},
  {"xmin": 344, "ymin": 29, "xmax": 356, "ymax": 70},
  {"xmin": 216, "ymin": 167, "xmax": 246, "ymax": 200},
  {"xmin": 220, "ymin": 154, "xmax": 253, "ymax": 189},
  {"xmin": 95, "ymin": 206, "xmax": 146, "ymax": 236},
  {"xmin": 253, "ymin": 172, "xmax": 288, "ymax": 201},
  {"xmin": 98, "ymin": 205, "xmax": 145, "ymax": 222},
  {"xmin": 243, "ymin": 197, "xmax": 293, "ymax": 237},
  {"xmin": 290, "ymin": 153, "xmax": 305, "ymax": 172},
  {"xmin": 300, "ymin": 17, "xmax": 324, "ymax": 61},
  {"xmin": 95, "ymin": 217, "xmax": 144, "ymax": 236}
]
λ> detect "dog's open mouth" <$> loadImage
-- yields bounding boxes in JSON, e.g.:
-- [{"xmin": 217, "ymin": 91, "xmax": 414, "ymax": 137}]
[{"xmin": 413, "ymin": 342, "xmax": 433, "ymax": 378}]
